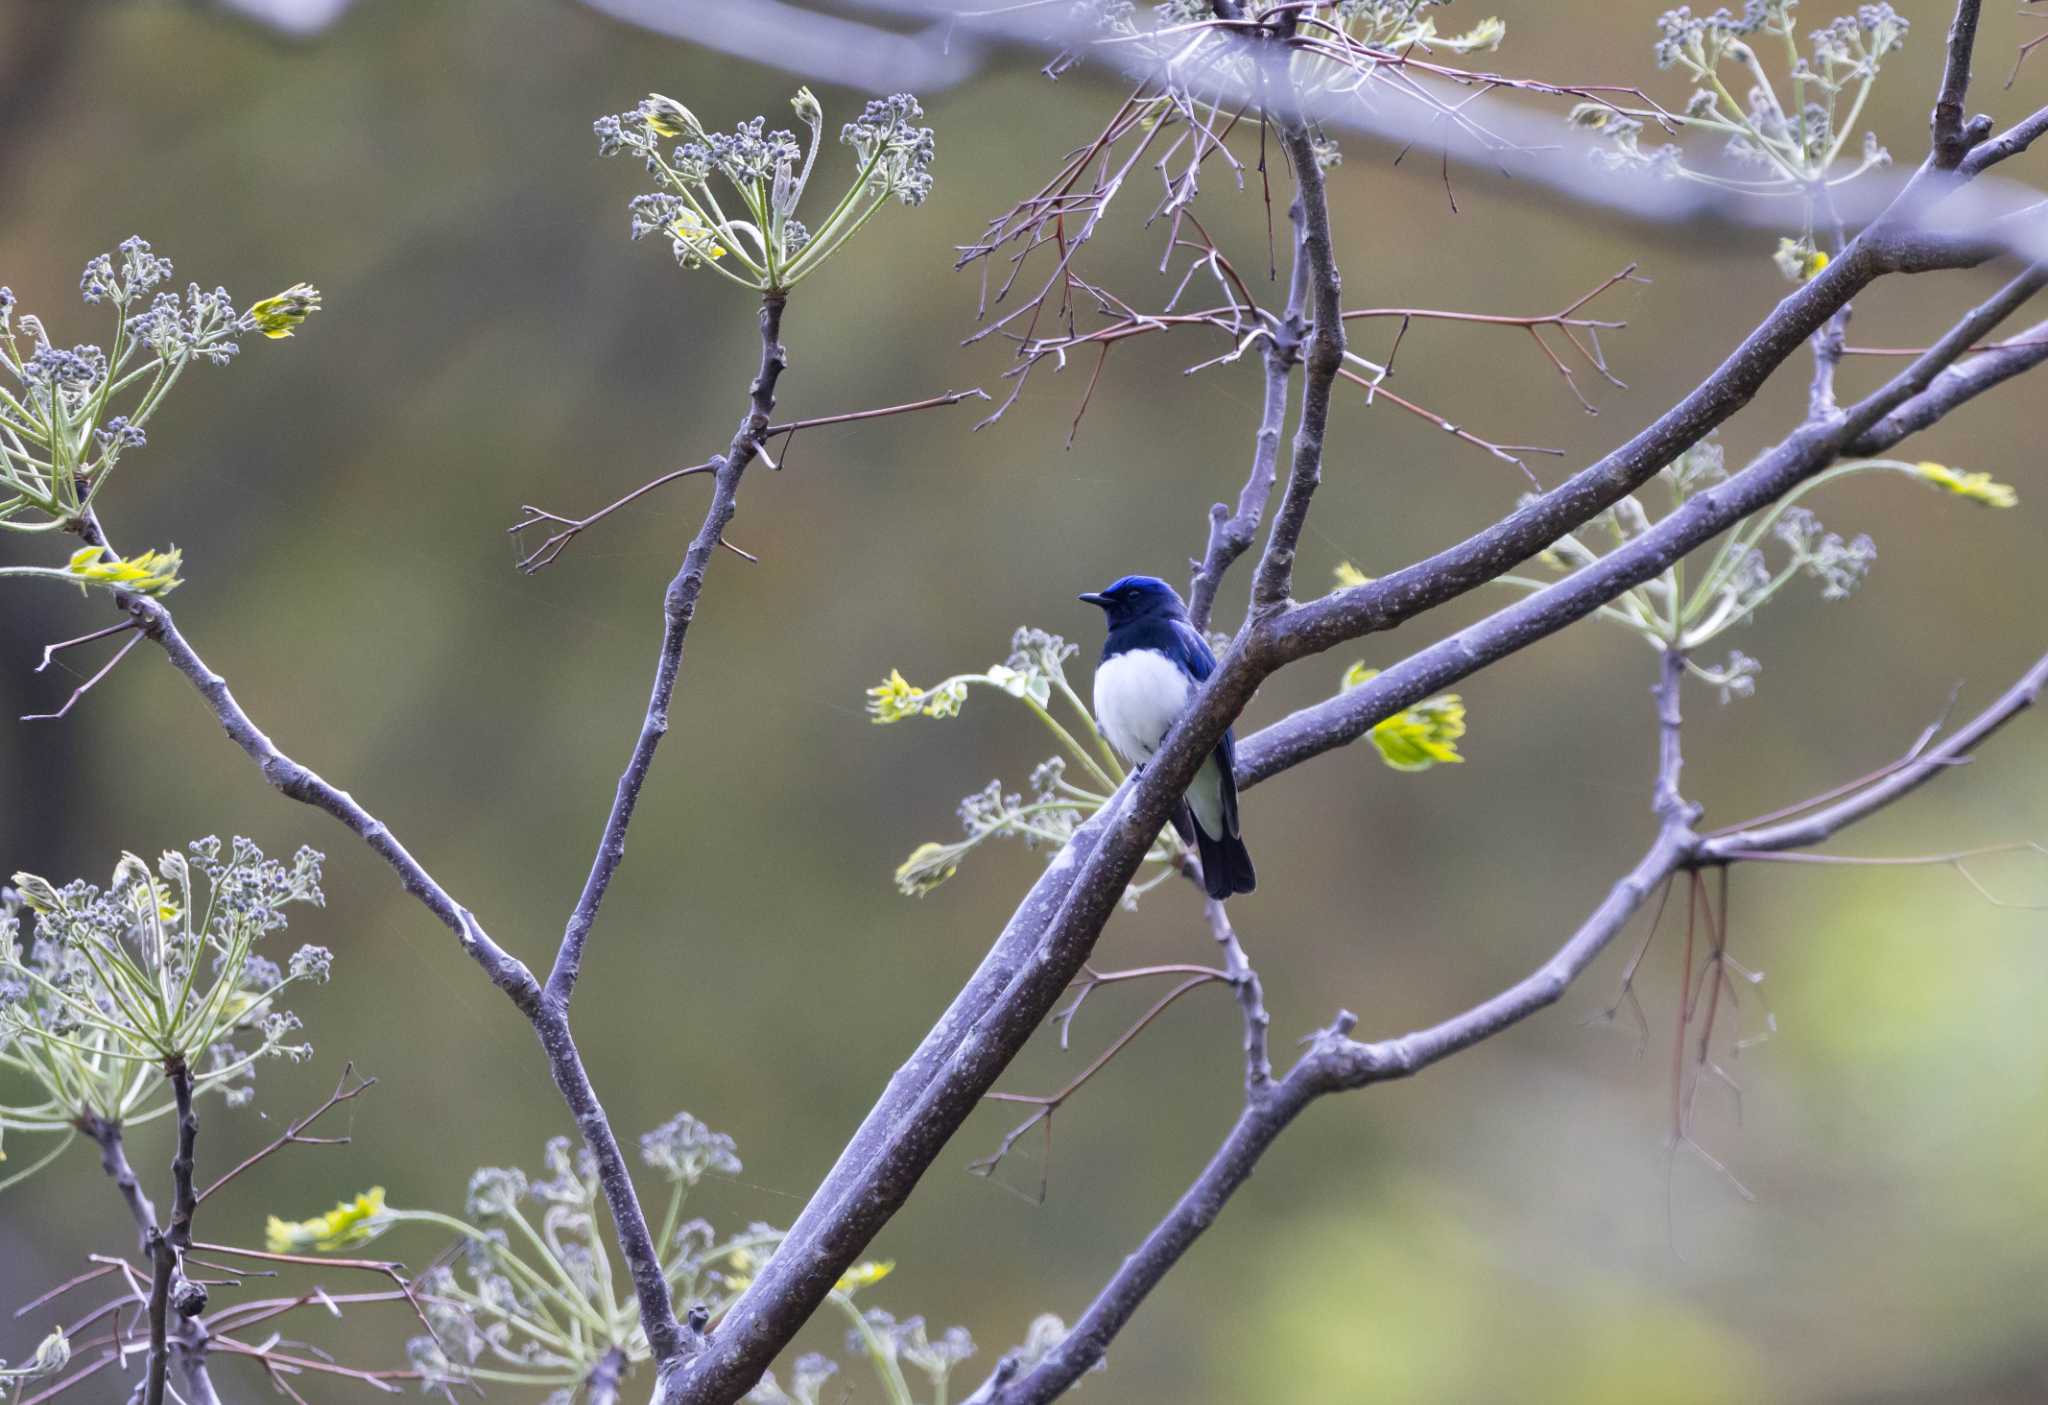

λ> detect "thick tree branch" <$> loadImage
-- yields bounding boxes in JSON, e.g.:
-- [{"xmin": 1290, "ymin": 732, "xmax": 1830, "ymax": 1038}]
[
  {"xmin": 975, "ymin": 820, "xmax": 1697, "ymax": 1405},
  {"xmin": 669, "ymin": 43, "xmax": 2045, "ymax": 1403},
  {"xmin": 1261, "ymin": 222, "xmax": 1965, "ymax": 666},
  {"xmin": 982, "ymin": 628, "xmax": 2046, "ymax": 1402},
  {"xmin": 1844, "ymin": 312, "xmax": 2048, "ymax": 451},
  {"xmin": 1239, "ymin": 262, "xmax": 2048, "ymax": 785},
  {"xmin": 1959, "ymin": 105, "xmax": 2048, "ymax": 176},
  {"xmin": 665, "ymin": 93, "xmax": 1343, "ymax": 1405}
]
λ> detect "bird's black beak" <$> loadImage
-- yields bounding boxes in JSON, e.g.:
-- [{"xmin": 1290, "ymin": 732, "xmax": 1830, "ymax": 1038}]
[{"xmin": 1078, "ymin": 592, "xmax": 1109, "ymax": 608}]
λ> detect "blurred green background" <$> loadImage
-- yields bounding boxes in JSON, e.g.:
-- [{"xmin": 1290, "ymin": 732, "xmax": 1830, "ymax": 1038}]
[{"xmin": 2, "ymin": 1, "xmax": 2045, "ymax": 1400}]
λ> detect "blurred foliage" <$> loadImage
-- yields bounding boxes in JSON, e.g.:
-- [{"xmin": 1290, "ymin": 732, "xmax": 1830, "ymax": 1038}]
[{"xmin": 0, "ymin": 1, "xmax": 2044, "ymax": 1402}]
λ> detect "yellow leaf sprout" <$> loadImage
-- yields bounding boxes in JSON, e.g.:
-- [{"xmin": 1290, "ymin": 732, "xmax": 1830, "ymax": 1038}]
[
  {"xmin": 265, "ymin": 1187, "xmax": 389, "ymax": 1253},
  {"xmin": 245, "ymin": 283, "xmax": 322, "ymax": 339},
  {"xmin": 835, "ymin": 1260, "xmax": 895, "ymax": 1294},
  {"xmin": 65, "ymin": 544, "xmax": 183, "ymax": 596},
  {"xmin": 1913, "ymin": 461, "xmax": 2017, "ymax": 509},
  {"xmin": 1342, "ymin": 664, "xmax": 1470, "ymax": 772}
]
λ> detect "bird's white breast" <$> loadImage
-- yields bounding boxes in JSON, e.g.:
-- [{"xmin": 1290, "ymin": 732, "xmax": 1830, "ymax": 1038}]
[{"xmin": 1093, "ymin": 648, "xmax": 1192, "ymax": 765}]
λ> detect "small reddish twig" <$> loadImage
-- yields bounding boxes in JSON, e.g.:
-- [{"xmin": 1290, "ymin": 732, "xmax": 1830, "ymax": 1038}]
[
  {"xmin": 762, "ymin": 387, "xmax": 990, "ymax": 439},
  {"xmin": 1346, "ymin": 265, "xmax": 1644, "ymax": 413},
  {"xmin": 207, "ymin": 1337, "xmax": 417, "ymax": 1392},
  {"xmin": 34, "ymin": 620, "xmax": 136, "ymax": 673},
  {"xmin": 972, "ymin": 973, "xmax": 1223, "ymax": 1198},
  {"xmin": 507, "ymin": 459, "xmax": 718, "ymax": 574},
  {"xmin": 511, "ymin": 386, "xmax": 989, "ymax": 571},
  {"xmin": 189, "ymin": 1242, "xmax": 441, "ymax": 1348},
  {"xmin": 2008, "ymin": 2, "xmax": 2048, "ymax": 88},
  {"xmin": 1580, "ymin": 872, "xmax": 1677, "ymax": 1058},
  {"xmin": 1842, "ymin": 336, "xmax": 2048, "ymax": 356},
  {"xmin": 1708, "ymin": 688, "xmax": 1967, "ymax": 838},
  {"xmin": 13, "ymin": 1262, "xmax": 121, "ymax": 1319},
  {"xmin": 1055, "ymin": 962, "xmax": 1228, "ymax": 1049},
  {"xmin": 22, "ymin": 628, "xmax": 143, "ymax": 722},
  {"xmin": 198, "ymin": 1063, "xmax": 375, "ymax": 1203},
  {"xmin": 1335, "ymin": 364, "xmax": 1561, "ymax": 480}
]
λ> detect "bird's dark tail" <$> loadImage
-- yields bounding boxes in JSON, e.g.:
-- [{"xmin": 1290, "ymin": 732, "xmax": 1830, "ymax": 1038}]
[{"xmin": 1193, "ymin": 822, "xmax": 1256, "ymax": 901}]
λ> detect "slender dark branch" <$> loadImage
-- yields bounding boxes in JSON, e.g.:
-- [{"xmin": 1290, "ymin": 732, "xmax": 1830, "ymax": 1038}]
[
  {"xmin": 973, "ymin": 973, "xmax": 1220, "ymax": 1188},
  {"xmin": 1929, "ymin": 0, "xmax": 1986, "ymax": 170},
  {"xmin": 15, "ymin": 1351, "xmax": 117, "ymax": 1405},
  {"xmin": 762, "ymin": 387, "xmax": 988, "ymax": 437},
  {"xmin": 21, "ymin": 628, "xmax": 143, "ymax": 723},
  {"xmin": 33, "ymin": 620, "xmax": 135, "ymax": 672},
  {"xmin": 509, "ymin": 389, "xmax": 985, "ymax": 571},
  {"xmin": 140, "ymin": 1062, "xmax": 200, "ymax": 1405},
  {"xmin": 197, "ymin": 1063, "xmax": 374, "ymax": 1203},
  {"xmin": 1204, "ymin": 899, "xmax": 1270, "ymax": 1090},
  {"xmin": 545, "ymin": 292, "xmax": 787, "ymax": 1010},
  {"xmin": 1249, "ymin": 119, "xmax": 1344, "ymax": 612},
  {"xmin": 1186, "ymin": 238, "xmax": 1297, "ymax": 632},
  {"xmin": 531, "ymin": 1002, "xmax": 686, "ymax": 1360},
  {"xmin": 167, "ymin": 1064, "xmax": 198, "ymax": 1260},
  {"xmin": 13, "ymin": 1263, "xmax": 120, "ymax": 1320},
  {"xmin": 80, "ymin": 1117, "xmax": 157, "ymax": 1253},
  {"xmin": 140, "ymin": 1234, "xmax": 173, "ymax": 1405}
]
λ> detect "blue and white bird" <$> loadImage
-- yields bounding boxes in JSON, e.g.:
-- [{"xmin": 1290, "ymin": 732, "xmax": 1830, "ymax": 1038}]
[{"xmin": 1079, "ymin": 575, "xmax": 1255, "ymax": 901}]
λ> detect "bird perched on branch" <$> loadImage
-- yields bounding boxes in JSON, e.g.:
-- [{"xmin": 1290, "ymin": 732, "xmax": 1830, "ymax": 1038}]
[{"xmin": 1079, "ymin": 575, "xmax": 1255, "ymax": 901}]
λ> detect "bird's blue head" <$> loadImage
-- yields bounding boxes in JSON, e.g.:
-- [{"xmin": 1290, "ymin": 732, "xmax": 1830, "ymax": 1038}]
[{"xmin": 1079, "ymin": 574, "xmax": 1188, "ymax": 625}]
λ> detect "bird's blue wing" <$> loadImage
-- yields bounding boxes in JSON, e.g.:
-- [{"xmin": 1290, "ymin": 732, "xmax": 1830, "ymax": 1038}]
[
  {"xmin": 1170, "ymin": 621, "xmax": 1241, "ymax": 837},
  {"xmin": 1168, "ymin": 620, "xmax": 1217, "ymax": 682}
]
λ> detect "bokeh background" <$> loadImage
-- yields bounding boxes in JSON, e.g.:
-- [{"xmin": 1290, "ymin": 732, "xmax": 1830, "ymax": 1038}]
[{"xmin": 2, "ymin": 1, "xmax": 2045, "ymax": 1400}]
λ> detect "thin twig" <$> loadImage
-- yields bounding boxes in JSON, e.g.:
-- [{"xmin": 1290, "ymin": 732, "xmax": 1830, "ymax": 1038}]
[
  {"xmin": 21, "ymin": 628, "xmax": 142, "ymax": 722},
  {"xmin": 197, "ymin": 1063, "xmax": 375, "ymax": 1203}
]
